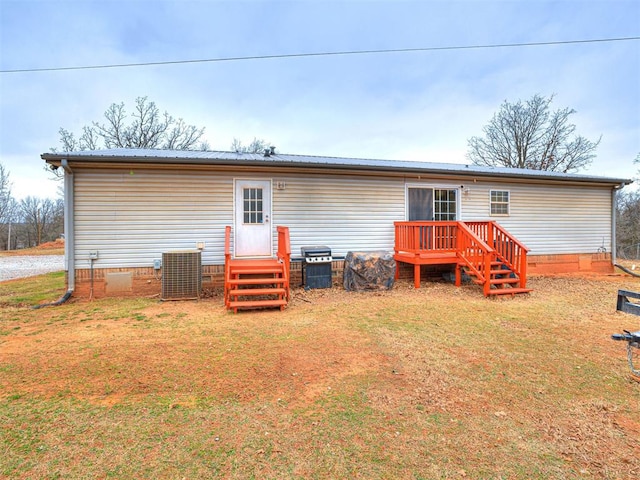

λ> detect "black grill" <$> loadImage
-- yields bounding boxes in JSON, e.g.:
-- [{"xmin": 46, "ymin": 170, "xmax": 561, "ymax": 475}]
[{"xmin": 301, "ymin": 245, "xmax": 332, "ymax": 289}]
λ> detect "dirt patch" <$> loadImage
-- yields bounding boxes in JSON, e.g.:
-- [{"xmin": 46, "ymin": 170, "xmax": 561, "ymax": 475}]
[
  {"xmin": 2, "ymin": 275, "xmax": 638, "ymax": 407},
  {"xmin": 2, "ymin": 296, "xmax": 393, "ymax": 413},
  {"xmin": 36, "ymin": 238, "xmax": 65, "ymax": 250}
]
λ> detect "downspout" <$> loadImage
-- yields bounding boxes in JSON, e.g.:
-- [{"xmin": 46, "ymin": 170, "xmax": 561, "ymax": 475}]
[
  {"xmin": 62, "ymin": 159, "xmax": 75, "ymax": 294},
  {"xmin": 611, "ymin": 182, "xmax": 625, "ymax": 266},
  {"xmin": 33, "ymin": 159, "xmax": 74, "ymax": 308}
]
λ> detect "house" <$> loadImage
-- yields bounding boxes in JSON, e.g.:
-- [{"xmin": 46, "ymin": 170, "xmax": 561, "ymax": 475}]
[{"xmin": 41, "ymin": 149, "xmax": 631, "ymax": 306}]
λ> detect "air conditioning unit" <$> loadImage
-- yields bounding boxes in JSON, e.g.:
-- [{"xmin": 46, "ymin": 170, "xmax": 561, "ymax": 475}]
[{"xmin": 162, "ymin": 250, "xmax": 202, "ymax": 300}]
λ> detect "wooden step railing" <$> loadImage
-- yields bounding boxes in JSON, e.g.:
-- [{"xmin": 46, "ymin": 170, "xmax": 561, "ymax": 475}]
[
  {"xmin": 464, "ymin": 221, "xmax": 529, "ymax": 289},
  {"xmin": 455, "ymin": 222, "xmax": 494, "ymax": 296},
  {"xmin": 276, "ymin": 226, "xmax": 291, "ymax": 302},
  {"xmin": 224, "ymin": 225, "xmax": 232, "ymax": 305}
]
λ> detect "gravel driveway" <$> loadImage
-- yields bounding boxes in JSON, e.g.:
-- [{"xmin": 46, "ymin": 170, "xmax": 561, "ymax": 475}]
[{"xmin": 0, "ymin": 255, "xmax": 65, "ymax": 282}]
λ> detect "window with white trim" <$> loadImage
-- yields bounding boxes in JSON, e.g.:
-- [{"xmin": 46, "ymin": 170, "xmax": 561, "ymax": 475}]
[
  {"xmin": 490, "ymin": 190, "xmax": 510, "ymax": 216},
  {"xmin": 434, "ymin": 189, "xmax": 457, "ymax": 220}
]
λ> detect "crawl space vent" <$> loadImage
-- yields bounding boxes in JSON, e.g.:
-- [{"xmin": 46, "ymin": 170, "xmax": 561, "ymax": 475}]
[{"xmin": 162, "ymin": 250, "xmax": 202, "ymax": 300}]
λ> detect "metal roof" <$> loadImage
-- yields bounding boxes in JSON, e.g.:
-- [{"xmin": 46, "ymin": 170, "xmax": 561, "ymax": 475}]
[{"xmin": 41, "ymin": 148, "xmax": 632, "ymax": 186}]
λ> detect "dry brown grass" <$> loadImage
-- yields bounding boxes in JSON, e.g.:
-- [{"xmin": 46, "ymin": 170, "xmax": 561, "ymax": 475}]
[{"xmin": 1, "ymin": 272, "xmax": 639, "ymax": 479}]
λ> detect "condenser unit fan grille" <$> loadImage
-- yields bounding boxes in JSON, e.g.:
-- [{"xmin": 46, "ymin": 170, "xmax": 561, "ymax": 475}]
[{"xmin": 162, "ymin": 251, "xmax": 202, "ymax": 300}]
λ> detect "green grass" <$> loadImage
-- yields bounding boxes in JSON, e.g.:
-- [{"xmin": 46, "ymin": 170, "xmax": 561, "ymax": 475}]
[{"xmin": 0, "ymin": 271, "xmax": 66, "ymax": 306}]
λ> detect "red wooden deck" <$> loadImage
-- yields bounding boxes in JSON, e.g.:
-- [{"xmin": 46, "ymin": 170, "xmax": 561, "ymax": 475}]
[{"xmin": 394, "ymin": 221, "xmax": 531, "ymax": 296}]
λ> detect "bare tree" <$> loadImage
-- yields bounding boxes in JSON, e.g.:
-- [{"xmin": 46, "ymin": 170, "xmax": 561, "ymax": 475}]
[
  {"xmin": 0, "ymin": 197, "xmax": 19, "ymax": 250},
  {"xmin": 57, "ymin": 125, "xmax": 100, "ymax": 152},
  {"xmin": 617, "ymin": 188, "xmax": 640, "ymax": 259},
  {"xmin": 54, "ymin": 96, "xmax": 207, "ymax": 152},
  {"xmin": 50, "ymin": 97, "xmax": 209, "ymax": 179},
  {"xmin": 0, "ymin": 164, "xmax": 18, "ymax": 250},
  {"xmin": 467, "ymin": 94, "xmax": 600, "ymax": 173},
  {"xmin": 20, "ymin": 196, "xmax": 60, "ymax": 247},
  {"xmin": 49, "ymin": 197, "xmax": 64, "ymax": 243},
  {"xmin": 231, "ymin": 137, "xmax": 273, "ymax": 154},
  {"xmin": 0, "ymin": 162, "xmax": 12, "ymax": 223}
]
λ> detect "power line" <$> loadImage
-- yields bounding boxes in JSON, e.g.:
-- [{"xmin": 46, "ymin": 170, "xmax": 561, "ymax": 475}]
[{"xmin": 2, "ymin": 36, "xmax": 639, "ymax": 74}]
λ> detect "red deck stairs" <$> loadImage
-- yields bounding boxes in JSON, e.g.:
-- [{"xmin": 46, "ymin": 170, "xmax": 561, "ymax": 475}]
[
  {"xmin": 224, "ymin": 226, "xmax": 291, "ymax": 313},
  {"xmin": 394, "ymin": 221, "xmax": 532, "ymax": 297}
]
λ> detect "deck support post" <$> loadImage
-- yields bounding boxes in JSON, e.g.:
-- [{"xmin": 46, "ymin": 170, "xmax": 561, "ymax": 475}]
[
  {"xmin": 455, "ymin": 263, "xmax": 461, "ymax": 287},
  {"xmin": 414, "ymin": 264, "xmax": 421, "ymax": 289}
]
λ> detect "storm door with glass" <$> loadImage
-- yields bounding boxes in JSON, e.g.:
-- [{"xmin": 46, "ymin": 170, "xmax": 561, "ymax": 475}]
[{"xmin": 234, "ymin": 179, "xmax": 272, "ymax": 257}]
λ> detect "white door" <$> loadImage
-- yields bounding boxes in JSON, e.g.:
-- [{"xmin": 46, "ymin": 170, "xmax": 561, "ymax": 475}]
[{"xmin": 234, "ymin": 179, "xmax": 272, "ymax": 257}]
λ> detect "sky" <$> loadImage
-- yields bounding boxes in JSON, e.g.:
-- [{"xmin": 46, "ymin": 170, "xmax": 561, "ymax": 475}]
[{"xmin": 1, "ymin": 0, "xmax": 639, "ymax": 200}]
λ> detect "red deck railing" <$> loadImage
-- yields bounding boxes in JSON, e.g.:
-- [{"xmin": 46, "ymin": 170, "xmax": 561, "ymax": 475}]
[
  {"xmin": 224, "ymin": 225, "xmax": 232, "ymax": 303},
  {"xmin": 455, "ymin": 222, "xmax": 494, "ymax": 295},
  {"xmin": 394, "ymin": 221, "xmax": 459, "ymax": 255},
  {"xmin": 464, "ymin": 221, "xmax": 529, "ymax": 289},
  {"xmin": 394, "ymin": 221, "xmax": 529, "ymax": 294}
]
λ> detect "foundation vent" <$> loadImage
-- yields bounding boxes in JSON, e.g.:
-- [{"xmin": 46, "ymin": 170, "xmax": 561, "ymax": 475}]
[{"xmin": 162, "ymin": 250, "xmax": 202, "ymax": 300}]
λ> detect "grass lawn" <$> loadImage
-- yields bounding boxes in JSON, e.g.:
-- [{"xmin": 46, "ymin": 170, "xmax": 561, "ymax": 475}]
[{"xmin": 1, "ymin": 271, "xmax": 639, "ymax": 479}]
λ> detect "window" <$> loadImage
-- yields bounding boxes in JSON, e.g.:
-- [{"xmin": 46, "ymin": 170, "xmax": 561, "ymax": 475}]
[
  {"xmin": 407, "ymin": 186, "xmax": 458, "ymax": 221},
  {"xmin": 243, "ymin": 187, "xmax": 263, "ymax": 224},
  {"xmin": 434, "ymin": 189, "xmax": 457, "ymax": 220},
  {"xmin": 490, "ymin": 190, "xmax": 510, "ymax": 216}
]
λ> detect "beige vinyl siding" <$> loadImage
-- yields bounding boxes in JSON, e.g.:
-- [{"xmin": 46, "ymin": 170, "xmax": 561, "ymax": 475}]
[
  {"xmin": 74, "ymin": 169, "xmax": 233, "ymax": 269},
  {"xmin": 272, "ymin": 173, "xmax": 405, "ymax": 257},
  {"xmin": 460, "ymin": 181, "xmax": 612, "ymax": 254},
  {"xmin": 74, "ymin": 169, "xmax": 406, "ymax": 268},
  {"xmin": 74, "ymin": 167, "xmax": 614, "ymax": 269}
]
